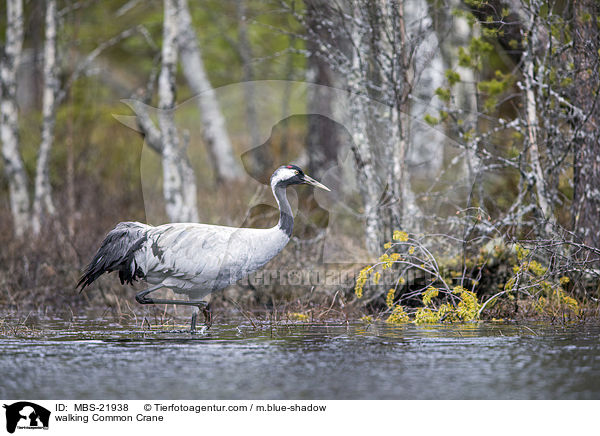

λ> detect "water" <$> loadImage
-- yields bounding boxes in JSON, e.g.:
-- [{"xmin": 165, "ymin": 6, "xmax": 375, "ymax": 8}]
[{"xmin": 1, "ymin": 318, "xmax": 599, "ymax": 399}]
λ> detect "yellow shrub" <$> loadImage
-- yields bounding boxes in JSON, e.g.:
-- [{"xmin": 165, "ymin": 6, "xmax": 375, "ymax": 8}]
[
  {"xmin": 386, "ymin": 305, "xmax": 410, "ymax": 324},
  {"xmin": 393, "ymin": 230, "xmax": 409, "ymax": 242},
  {"xmin": 386, "ymin": 289, "xmax": 396, "ymax": 308},
  {"xmin": 288, "ymin": 312, "xmax": 309, "ymax": 321},
  {"xmin": 415, "ymin": 307, "xmax": 440, "ymax": 324},
  {"xmin": 354, "ymin": 266, "xmax": 372, "ymax": 299},
  {"xmin": 422, "ymin": 287, "xmax": 439, "ymax": 306}
]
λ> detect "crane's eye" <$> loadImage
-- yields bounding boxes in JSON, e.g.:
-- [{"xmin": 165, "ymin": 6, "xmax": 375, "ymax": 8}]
[{"xmin": 295, "ymin": 170, "xmax": 299, "ymax": 175}]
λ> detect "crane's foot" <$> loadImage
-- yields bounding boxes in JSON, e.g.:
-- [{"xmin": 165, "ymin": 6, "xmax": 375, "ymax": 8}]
[{"xmin": 190, "ymin": 302, "xmax": 211, "ymax": 334}]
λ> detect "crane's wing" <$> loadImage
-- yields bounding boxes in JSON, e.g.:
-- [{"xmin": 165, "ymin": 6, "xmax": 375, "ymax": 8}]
[
  {"xmin": 141, "ymin": 223, "xmax": 251, "ymax": 291},
  {"xmin": 77, "ymin": 221, "xmax": 151, "ymax": 290}
]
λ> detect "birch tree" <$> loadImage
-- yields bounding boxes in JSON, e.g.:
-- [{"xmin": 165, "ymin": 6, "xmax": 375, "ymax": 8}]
[
  {"xmin": 0, "ymin": 0, "xmax": 29, "ymax": 237},
  {"xmin": 158, "ymin": 0, "xmax": 198, "ymax": 223},
  {"xmin": 176, "ymin": 0, "xmax": 244, "ymax": 183},
  {"xmin": 521, "ymin": 9, "xmax": 555, "ymax": 236},
  {"xmin": 236, "ymin": 0, "xmax": 261, "ymax": 151},
  {"xmin": 571, "ymin": 0, "xmax": 600, "ymax": 249},
  {"xmin": 291, "ymin": 0, "xmax": 435, "ymax": 252},
  {"xmin": 429, "ymin": 0, "xmax": 479, "ymax": 177},
  {"xmin": 32, "ymin": 0, "xmax": 58, "ymax": 235},
  {"xmin": 344, "ymin": 1, "xmax": 385, "ymax": 253},
  {"xmin": 305, "ymin": 0, "xmax": 342, "ymax": 179}
]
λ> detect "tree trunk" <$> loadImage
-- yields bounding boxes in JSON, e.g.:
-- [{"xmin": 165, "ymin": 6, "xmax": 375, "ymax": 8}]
[
  {"xmin": 32, "ymin": 0, "xmax": 58, "ymax": 235},
  {"xmin": 305, "ymin": 0, "xmax": 342, "ymax": 180},
  {"xmin": 431, "ymin": 0, "xmax": 479, "ymax": 186},
  {"xmin": 377, "ymin": 0, "xmax": 421, "ymax": 234},
  {"xmin": 128, "ymin": 98, "xmax": 200, "ymax": 225},
  {"xmin": 523, "ymin": 15, "xmax": 554, "ymax": 236},
  {"xmin": 159, "ymin": 0, "xmax": 198, "ymax": 223},
  {"xmin": 389, "ymin": 0, "xmax": 412, "ymax": 233},
  {"xmin": 349, "ymin": 93, "xmax": 383, "ymax": 254},
  {"xmin": 572, "ymin": 0, "xmax": 600, "ymax": 248},
  {"xmin": 236, "ymin": 0, "xmax": 272, "ymax": 178},
  {"xmin": 346, "ymin": 4, "xmax": 383, "ymax": 253},
  {"xmin": 404, "ymin": 0, "xmax": 445, "ymax": 178},
  {"xmin": 236, "ymin": 0, "xmax": 262, "ymax": 150},
  {"xmin": 176, "ymin": 0, "xmax": 244, "ymax": 183},
  {"xmin": 0, "ymin": 0, "xmax": 30, "ymax": 237}
]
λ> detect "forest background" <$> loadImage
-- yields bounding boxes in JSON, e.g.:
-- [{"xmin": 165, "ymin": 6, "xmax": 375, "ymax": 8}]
[{"xmin": 0, "ymin": 0, "xmax": 598, "ymax": 325}]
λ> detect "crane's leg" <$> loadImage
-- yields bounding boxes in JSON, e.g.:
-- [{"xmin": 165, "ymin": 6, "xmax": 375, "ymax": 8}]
[
  {"xmin": 134, "ymin": 284, "xmax": 166, "ymax": 304},
  {"xmin": 188, "ymin": 303, "xmax": 211, "ymax": 333},
  {"xmin": 191, "ymin": 309, "xmax": 198, "ymax": 333},
  {"xmin": 135, "ymin": 285, "xmax": 211, "ymax": 332},
  {"xmin": 203, "ymin": 303, "xmax": 212, "ymax": 328}
]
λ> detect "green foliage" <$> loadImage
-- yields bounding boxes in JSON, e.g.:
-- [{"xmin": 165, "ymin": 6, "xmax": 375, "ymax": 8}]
[
  {"xmin": 540, "ymin": 3, "xmax": 549, "ymax": 19},
  {"xmin": 463, "ymin": 0, "xmax": 487, "ymax": 7},
  {"xmin": 469, "ymin": 37, "xmax": 494, "ymax": 68},
  {"xmin": 424, "ymin": 113, "xmax": 440, "ymax": 126},
  {"xmin": 458, "ymin": 46, "xmax": 472, "ymax": 68},
  {"xmin": 435, "ymin": 87, "xmax": 451, "ymax": 102},
  {"xmin": 477, "ymin": 70, "xmax": 513, "ymax": 111},
  {"xmin": 481, "ymin": 28, "xmax": 499, "ymax": 39},
  {"xmin": 445, "ymin": 70, "xmax": 461, "ymax": 86}
]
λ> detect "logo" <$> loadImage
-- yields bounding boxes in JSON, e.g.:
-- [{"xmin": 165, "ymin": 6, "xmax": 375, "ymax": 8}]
[{"xmin": 3, "ymin": 402, "xmax": 50, "ymax": 433}]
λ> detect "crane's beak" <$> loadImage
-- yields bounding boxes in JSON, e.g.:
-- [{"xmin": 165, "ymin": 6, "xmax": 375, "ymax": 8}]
[{"xmin": 302, "ymin": 174, "xmax": 331, "ymax": 191}]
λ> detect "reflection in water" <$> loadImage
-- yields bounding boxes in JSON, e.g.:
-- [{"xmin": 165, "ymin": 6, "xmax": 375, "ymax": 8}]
[{"xmin": 1, "ymin": 319, "xmax": 599, "ymax": 399}]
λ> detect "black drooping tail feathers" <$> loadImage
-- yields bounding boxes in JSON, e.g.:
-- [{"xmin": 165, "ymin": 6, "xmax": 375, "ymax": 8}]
[{"xmin": 77, "ymin": 222, "xmax": 148, "ymax": 291}]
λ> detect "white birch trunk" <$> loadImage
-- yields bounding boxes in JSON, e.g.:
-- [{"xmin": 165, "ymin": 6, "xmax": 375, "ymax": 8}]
[
  {"xmin": 433, "ymin": 0, "xmax": 479, "ymax": 190},
  {"xmin": 32, "ymin": 0, "xmax": 58, "ymax": 235},
  {"xmin": 380, "ymin": 0, "xmax": 421, "ymax": 233},
  {"xmin": 507, "ymin": 2, "xmax": 554, "ymax": 233},
  {"xmin": 349, "ymin": 93, "xmax": 383, "ymax": 254},
  {"xmin": 176, "ymin": 0, "xmax": 244, "ymax": 183},
  {"xmin": 523, "ymin": 19, "xmax": 554, "ymax": 234},
  {"xmin": 346, "ymin": 8, "xmax": 383, "ymax": 254},
  {"xmin": 404, "ymin": 0, "xmax": 444, "ymax": 177},
  {"xmin": 236, "ymin": 0, "xmax": 261, "ymax": 149},
  {"xmin": 159, "ymin": 0, "xmax": 198, "ymax": 223},
  {"xmin": 0, "ymin": 0, "xmax": 29, "ymax": 237},
  {"xmin": 129, "ymin": 99, "xmax": 199, "ymax": 224},
  {"xmin": 178, "ymin": 130, "xmax": 199, "ymax": 223}
]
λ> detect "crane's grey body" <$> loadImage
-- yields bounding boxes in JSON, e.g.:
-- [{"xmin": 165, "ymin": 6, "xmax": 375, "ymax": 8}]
[
  {"xmin": 113, "ymin": 220, "xmax": 289, "ymax": 300},
  {"xmin": 77, "ymin": 165, "xmax": 329, "ymax": 331}
]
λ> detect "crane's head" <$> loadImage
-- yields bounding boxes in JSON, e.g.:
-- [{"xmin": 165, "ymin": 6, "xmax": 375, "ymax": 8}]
[{"xmin": 271, "ymin": 165, "xmax": 331, "ymax": 191}]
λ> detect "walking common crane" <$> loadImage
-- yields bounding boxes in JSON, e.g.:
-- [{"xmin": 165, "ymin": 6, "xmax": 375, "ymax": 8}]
[{"xmin": 77, "ymin": 165, "xmax": 330, "ymax": 332}]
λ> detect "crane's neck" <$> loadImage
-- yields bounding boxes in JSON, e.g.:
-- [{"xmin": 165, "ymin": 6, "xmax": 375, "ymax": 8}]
[{"xmin": 272, "ymin": 183, "xmax": 293, "ymax": 237}]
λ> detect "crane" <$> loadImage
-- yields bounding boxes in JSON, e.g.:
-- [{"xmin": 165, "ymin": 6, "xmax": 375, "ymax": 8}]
[{"xmin": 77, "ymin": 165, "xmax": 330, "ymax": 332}]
